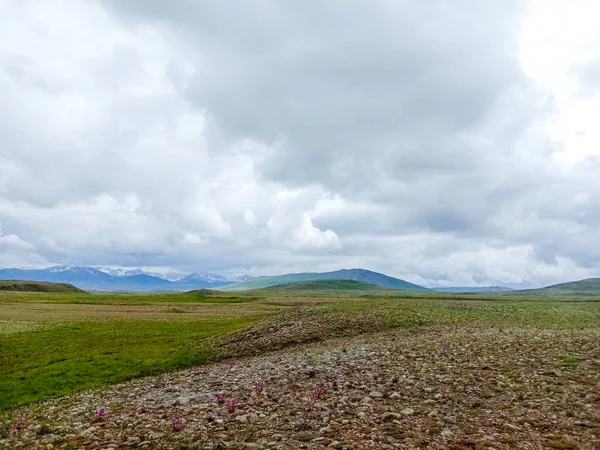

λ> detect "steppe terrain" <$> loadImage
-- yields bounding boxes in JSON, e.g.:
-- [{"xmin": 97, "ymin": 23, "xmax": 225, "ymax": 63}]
[{"xmin": 1, "ymin": 282, "xmax": 599, "ymax": 449}]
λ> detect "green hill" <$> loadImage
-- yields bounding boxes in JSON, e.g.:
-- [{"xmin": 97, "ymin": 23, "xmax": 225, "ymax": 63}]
[
  {"xmin": 0, "ymin": 280, "xmax": 86, "ymax": 293},
  {"xmin": 257, "ymin": 279, "xmax": 405, "ymax": 293},
  {"xmin": 535, "ymin": 278, "xmax": 600, "ymax": 295},
  {"xmin": 219, "ymin": 268, "xmax": 429, "ymax": 292}
]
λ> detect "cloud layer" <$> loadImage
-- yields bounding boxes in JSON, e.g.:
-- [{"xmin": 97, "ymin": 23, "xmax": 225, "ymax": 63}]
[{"xmin": 1, "ymin": 0, "xmax": 600, "ymax": 287}]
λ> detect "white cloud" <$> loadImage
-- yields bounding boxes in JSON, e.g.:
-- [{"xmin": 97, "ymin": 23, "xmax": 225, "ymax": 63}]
[{"xmin": 0, "ymin": 0, "xmax": 599, "ymax": 287}]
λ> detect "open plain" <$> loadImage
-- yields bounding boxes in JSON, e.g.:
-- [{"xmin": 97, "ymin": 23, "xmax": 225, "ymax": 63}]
[{"xmin": 1, "ymin": 286, "xmax": 599, "ymax": 449}]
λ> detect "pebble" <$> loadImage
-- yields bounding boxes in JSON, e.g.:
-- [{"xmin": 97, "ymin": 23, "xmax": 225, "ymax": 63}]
[
  {"xmin": 175, "ymin": 396, "xmax": 189, "ymax": 405},
  {"xmin": 80, "ymin": 426, "xmax": 96, "ymax": 437},
  {"xmin": 381, "ymin": 412, "xmax": 402, "ymax": 421},
  {"xmin": 124, "ymin": 436, "xmax": 141, "ymax": 446},
  {"xmin": 504, "ymin": 423, "xmax": 521, "ymax": 431},
  {"xmin": 400, "ymin": 408, "xmax": 415, "ymax": 415},
  {"xmin": 440, "ymin": 428, "xmax": 454, "ymax": 438}
]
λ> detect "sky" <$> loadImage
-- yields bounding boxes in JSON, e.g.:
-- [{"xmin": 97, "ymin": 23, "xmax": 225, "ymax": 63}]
[{"xmin": 1, "ymin": 0, "xmax": 600, "ymax": 288}]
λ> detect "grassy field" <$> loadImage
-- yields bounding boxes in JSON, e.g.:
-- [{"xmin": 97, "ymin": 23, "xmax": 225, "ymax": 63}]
[{"xmin": 1, "ymin": 287, "xmax": 600, "ymax": 413}]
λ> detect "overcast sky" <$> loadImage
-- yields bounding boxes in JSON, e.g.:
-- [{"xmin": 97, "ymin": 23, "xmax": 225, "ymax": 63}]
[{"xmin": 1, "ymin": 0, "xmax": 600, "ymax": 287}]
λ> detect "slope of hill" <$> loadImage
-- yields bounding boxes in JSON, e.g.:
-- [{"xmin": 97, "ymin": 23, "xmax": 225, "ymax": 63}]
[
  {"xmin": 431, "ymin": 286, "xmax": 514, "ymax": 293},
  {"xmin": 257, "ymin": 279, "xmax": 404, "ymax": 293},
  {"xmin": 0, "ymin": 266, "xmax": 251, "ymax": 291},
  {"xmin": 0, "ymin": 280, "xmax": 85, "ymax": 293},
  {"xmin": 219, "ymin": 268, "xmax": 429, "ymax": 291},
  {"xmin": 535, "ymin": 278, "xmax": 600, "ymax": 294}
]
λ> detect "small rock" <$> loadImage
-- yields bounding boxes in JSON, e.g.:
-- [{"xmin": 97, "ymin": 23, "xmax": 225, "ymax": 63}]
[
  {"xmin": 440, "ymin": 428, "xmax": 454, "ymax": 438},
  {"xmin": 243, "ymin": 444, "xmax": 261, "ymax": 449},
  {"xmin": 400, "ymin": 408, "xmax": 414, "ymax": 415},
  {"xmin": 381, "ymin": 412, "xmax": 402, "ymax": 422},
  {"xmin": 328, "ymin": 441, "xmax": 342, "ymax": 448},
  {"xmin": 368, "ymin": 391, "xmax": 383, "ymax": 398},
  {"xmin": 125, "ymin": 436, "xmax": 141, "ymax": 446},
  {"xmin": 319, "ymin": 427, "xmax": 332, "ymax": 434},
  {"xmin": 80, "ymin": 426, "xmax": 96, "ymax": 437},
  {"xmin": 271, "ymin": 434, "xmax": 284, "ymax": 441},
  {"xmin": 361, "ymin": 396, "xmax": 373, "ymax": 403},
  {"xmin": 504, "ymin": 423, "xmax": 521, "ymax": 431},
  {"xmin": 175, "ymin": 396, "xmax": 189, "ymax": 405}
]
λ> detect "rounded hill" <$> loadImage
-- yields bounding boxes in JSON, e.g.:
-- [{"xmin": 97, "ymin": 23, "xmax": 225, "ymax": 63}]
[
  {"xmin": 256, "ymin": 279, "xmax": 403, "ymax": 293},
  {"xmin": 0, "ymin": 280, "xmax": 86, "ymax": 293}
]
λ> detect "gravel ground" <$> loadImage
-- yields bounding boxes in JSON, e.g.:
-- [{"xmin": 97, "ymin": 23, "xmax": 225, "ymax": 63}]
[{"xmin": 2, "ymin": 326, "xmax": 599, "ymax": 450}]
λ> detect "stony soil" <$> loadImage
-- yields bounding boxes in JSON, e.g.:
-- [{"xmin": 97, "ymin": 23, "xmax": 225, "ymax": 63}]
[{"xmin": 2, "ymin": 325, "xmax": 599, "ymax": 450}]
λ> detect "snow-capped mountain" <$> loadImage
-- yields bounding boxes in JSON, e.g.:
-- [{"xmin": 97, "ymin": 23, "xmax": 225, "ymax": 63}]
[
  {"xmin": 96, "ymin": 267, "xmax": 186, "ymax": 281},
  {"xmin": 0, "ymin": 265, "xmax": 252, "ymax": 291}
]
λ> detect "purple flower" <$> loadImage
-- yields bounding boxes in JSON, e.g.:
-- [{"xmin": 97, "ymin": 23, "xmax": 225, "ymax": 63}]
[
  {"xmin": 228, "ymin": 359, "xmax": 237, "ymax": 367},
  {"xmin": 215, "ymin": 393, "xmax": 225, "ymax": 403},
  {"xmin": 255, "ymin": 381, "xmax": 265, "ymax": 391},
  {"xmin": 171, "ymin": 417, "xmax": 185, "ymax": 430},
  {"xmin": 310, "ymin": 387, "xmax": 326, "ymax": 403},
  {"xmin": 227, "ymin": 399, "xmax": 239, "ymax": 413},
  {"xmin": 95, "ymin": 409, "xmax": 105, "ymax": 417},
  {"xmin": 377, "ymin": 349, "xmax": 383, "ymax": 356}
]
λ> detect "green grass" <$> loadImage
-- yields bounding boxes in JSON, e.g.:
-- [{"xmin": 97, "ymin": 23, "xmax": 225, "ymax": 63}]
[
  {"xmin": 301, "ymin": 297, "xmax": 600, "ymax": 329},
  {"xmin": 2, "ymin": 287, "xmax": 600, "ymax": 412},
  {"xmin": 0, "ymin": 317, "xmax": 257, "ymax": 410},
  {"xmin": 562, "ymin": 354, "xmax": 583, "ymax": 367},
  {"xmin": 0, "ymin": 289, "xmax": 258, "ymax": 304}
]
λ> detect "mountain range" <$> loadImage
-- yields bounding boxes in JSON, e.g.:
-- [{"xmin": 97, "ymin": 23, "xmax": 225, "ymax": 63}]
[{"xmin": 0, "ymin": 266, "xmax": 251, "ymax": 291}]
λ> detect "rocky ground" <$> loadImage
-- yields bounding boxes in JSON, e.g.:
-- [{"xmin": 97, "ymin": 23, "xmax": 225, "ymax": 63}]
[{"xmin": 2, "ymin": 324, "xmax": 599, "ymax": 450}]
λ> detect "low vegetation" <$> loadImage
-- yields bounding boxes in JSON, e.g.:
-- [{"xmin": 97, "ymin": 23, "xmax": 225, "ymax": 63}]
[
  {"xmin": 0, "ymin": 280, "xmax": 84, "ymax": 293},
  {"xmin": 1, "ymin": 284, "xmax": 599, "ymax": 448}
]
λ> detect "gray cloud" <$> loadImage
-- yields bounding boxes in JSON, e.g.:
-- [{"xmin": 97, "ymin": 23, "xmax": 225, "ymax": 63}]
[{"xmin": 1, "ymin": 0, "xmax": 600, "ymax": 287}]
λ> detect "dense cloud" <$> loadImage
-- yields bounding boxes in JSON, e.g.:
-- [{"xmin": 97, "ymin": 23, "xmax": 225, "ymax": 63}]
[{"xmin": 1, "ymin": 0, "xmax": 600, "ymax": 287}]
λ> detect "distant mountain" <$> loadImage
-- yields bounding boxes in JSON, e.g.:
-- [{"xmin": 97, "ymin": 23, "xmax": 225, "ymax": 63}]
[
  {"xmin": 96, "ymin": 267, "xmax": 186, "ymax": 281},
  {"xmin": 219, "ymin": 268, "xmax": 429, "ymax": 291},
  {"xmin": 0, "ymin": 266, "xmax": 251, "ymax": 291},
  {"xmin": 431, "ymin": 286, "xmax": 514, "ymax": 293},
  {"xmin": 533, "ymin": 278, "xmax": 600, "ymax": 295},
  {"xmin": 257, "ymin": 279, "xmax": 406, "ymax": 293}
]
